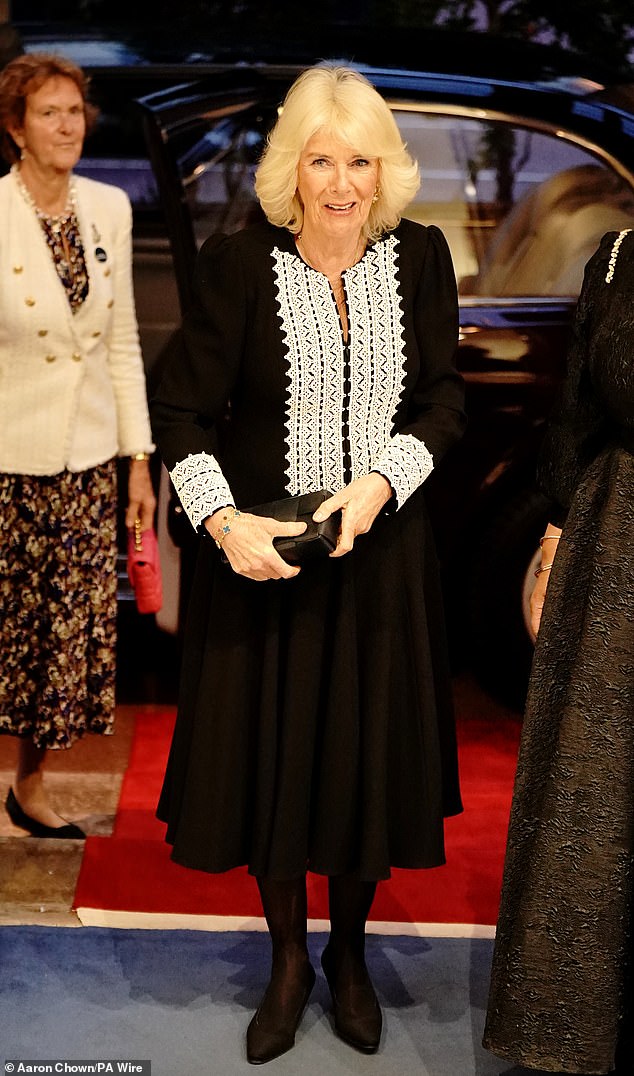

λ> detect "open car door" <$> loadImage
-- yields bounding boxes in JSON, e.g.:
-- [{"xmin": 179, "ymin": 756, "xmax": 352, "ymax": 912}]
[{"xmin": 135, "ymin": 70, "xmax": 286, "ymax": 314}]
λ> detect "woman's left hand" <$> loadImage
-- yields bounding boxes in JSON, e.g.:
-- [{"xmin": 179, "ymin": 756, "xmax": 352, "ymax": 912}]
[
  {"xmin": 313, "ymin": 473, "xmax": 393, "ymax": 557},
  {"xmin": 126, "ymin": 458, "xmax": 157, "ymax": 530}
]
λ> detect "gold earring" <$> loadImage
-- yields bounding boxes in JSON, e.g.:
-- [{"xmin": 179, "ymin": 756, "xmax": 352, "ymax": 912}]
[{"xmin": 372, "ymin": 187, "xmax": 380, "ymax": 204}]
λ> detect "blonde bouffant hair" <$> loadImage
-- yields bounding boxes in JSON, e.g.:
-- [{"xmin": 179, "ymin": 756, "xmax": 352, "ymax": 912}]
[{"xmin": 255, "ymin": 65, "xmax": 420, "ymax": 243}]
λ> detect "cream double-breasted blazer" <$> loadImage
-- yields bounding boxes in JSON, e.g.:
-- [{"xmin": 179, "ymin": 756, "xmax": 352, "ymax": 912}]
[{"xmin": 0, "ymin": 169, "xmax": 153, "ymax": 475}]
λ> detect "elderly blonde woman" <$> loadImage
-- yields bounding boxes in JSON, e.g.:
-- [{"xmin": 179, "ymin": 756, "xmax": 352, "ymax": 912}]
[
  {"xmin": 152, "ymin": 64, "xmax": 466, "ymax": 1064},
  {"xmin": 0, "ymin": 54, "xmax": 155, "ymax": 838}
]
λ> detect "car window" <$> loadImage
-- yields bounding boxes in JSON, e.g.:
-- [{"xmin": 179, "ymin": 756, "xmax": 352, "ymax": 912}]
[
  {"xmin": 170, "ymin": 109, "xmax": 269, "ymax": 245},
  {"xmin": 395, "ymin": 110, "xmax": 634, "ymax": 298}
]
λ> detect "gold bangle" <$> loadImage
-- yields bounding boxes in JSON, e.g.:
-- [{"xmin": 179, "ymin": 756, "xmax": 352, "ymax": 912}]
[
  {"xmin": 130, "ymin": 452, "xmax": 150, "ymax": 461},
  {"xmin": 534, "ymin": 563, "xmax": 554, "ymax": 577},
  {"xmin": 539, "ymin": 534, "xmax": 560, "ymax": 547}
]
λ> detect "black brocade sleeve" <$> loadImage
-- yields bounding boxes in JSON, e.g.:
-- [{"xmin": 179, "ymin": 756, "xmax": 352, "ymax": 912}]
[{"xmin": 536, "ymin": 234, "xmax": 611, "ymax": 526}]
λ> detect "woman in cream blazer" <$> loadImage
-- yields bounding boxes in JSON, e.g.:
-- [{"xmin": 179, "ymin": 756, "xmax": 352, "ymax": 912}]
[{"xmin": 0, "ymin": 52, "xmax": 155, "ymax": 838}]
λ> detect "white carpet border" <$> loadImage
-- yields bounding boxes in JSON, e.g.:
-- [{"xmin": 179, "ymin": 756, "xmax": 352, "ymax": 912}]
[{"xmin": 74, "ymin": 908, "xmax": 495, "ymax": 937}]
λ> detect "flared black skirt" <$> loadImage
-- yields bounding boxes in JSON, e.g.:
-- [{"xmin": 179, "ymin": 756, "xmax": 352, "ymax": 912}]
[{"xmin": 158, "ymin": 491, "xmax": 462, "ymax": 880}]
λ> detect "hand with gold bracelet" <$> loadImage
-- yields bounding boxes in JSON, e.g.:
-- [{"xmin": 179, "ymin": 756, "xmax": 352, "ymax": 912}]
[
  {"xmin": 530, "ymin": 523, "xmax": 562, "ymax": 637},
  {"xmin": 204, "ymin": 505, "xmax": 307, "ymax": 582},
  {"xmin": 126, "ymin": 452, "xmax": 157, "ymax": 531}
]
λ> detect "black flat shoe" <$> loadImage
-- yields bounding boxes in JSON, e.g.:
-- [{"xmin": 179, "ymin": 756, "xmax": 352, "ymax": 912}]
[
  {"xmin": 321, "ymin": 943, "xmax": 382, "ymax": 1054},
  {"xmin": 5, "ymin": 788, "xmax": 86, "ymax": 839},
  {"xmin": 246, "ymin": 962, "xmax": 316, "ymax": 1064}
]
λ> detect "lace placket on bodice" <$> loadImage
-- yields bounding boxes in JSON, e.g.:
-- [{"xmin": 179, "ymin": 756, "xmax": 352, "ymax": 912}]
[{"xmin": 273, "ymin": 238, "xmax": 408, "ymax": 496}]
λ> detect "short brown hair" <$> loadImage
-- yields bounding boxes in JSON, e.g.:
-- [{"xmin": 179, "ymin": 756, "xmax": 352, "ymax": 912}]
[{"xmin": 0, "ymin": 52, "xmax": 98, "ymax": 164}]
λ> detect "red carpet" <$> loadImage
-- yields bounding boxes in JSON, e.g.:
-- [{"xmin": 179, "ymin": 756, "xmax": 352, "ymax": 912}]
[{"xmin": 74, "ymin": 699, "xmax": 521, "ymax": 933}]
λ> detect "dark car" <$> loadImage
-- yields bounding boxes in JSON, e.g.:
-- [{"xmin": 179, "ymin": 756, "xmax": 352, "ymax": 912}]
[{"xmin": 22, "ymin": 26, "xmax": 634, "ymax": 705}]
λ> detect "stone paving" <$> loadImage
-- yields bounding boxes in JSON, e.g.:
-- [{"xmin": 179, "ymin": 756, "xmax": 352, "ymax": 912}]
[{"xmin": 0, "ymin": 707, "xmax": 137, "ymax": 926}]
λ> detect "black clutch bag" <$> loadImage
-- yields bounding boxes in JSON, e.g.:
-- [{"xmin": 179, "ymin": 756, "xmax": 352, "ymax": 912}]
[{"xmin": 222, "ymin": 490, "xmax": 341, "ymax": 566}]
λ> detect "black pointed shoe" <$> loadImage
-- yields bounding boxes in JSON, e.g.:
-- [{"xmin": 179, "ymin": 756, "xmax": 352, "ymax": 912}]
[
  {"xmin": 246, "ymin": 962, "xmax": 316, "ymax": 1064},
  {"xmin": 321, "ymin": 944, "xmax": 382, "ymax": 1054},
  {"xmin": 5, "ymin": 788, "xmax": 86, "ymax": 839}
]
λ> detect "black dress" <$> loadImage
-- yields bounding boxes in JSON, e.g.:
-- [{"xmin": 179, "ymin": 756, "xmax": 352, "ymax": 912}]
[
  {"xmin": 484, "ymin": 229, "xmax": 634, "ymax": 1074},
  {"xmin": 151, "ymin": 218, "xmax": 466, "ymax": 881}
]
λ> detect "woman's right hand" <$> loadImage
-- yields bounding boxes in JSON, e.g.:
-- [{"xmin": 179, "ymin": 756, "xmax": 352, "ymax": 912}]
[
  {"xmin": 205, "ymin": 509, "xmax": 307, "ymax": 581},
  {"xmin": 530, "ymin": 524, "xmax": 562, "ymax": 637}
]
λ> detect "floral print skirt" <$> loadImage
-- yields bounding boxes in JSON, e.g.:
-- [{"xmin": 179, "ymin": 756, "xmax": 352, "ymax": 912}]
[{"xmin": 0, "ymin": 462, "xmax": 117, "ymax": 750}]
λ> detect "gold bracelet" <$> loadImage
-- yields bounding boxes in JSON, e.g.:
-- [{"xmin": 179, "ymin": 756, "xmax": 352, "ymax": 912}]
[
  {"xmin": 130, "ymin": 452, "xmax": 150, "ymax": 461},
  {"xmin": 212, "ymin": 507, "xmax": 241, "ymax": 549},
  {"xmin": 534, "ymin": 563, "xmax": 554, "ymax": 577},
  {"xmin": 539, "ymin": 534, "xmax": 561, "ymax": 547}
]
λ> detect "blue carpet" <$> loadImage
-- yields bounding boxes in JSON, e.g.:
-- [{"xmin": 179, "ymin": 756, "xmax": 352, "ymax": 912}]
[{"xmin": 0, "ymin": 928, "xmax": 535, "ymax": 1076}]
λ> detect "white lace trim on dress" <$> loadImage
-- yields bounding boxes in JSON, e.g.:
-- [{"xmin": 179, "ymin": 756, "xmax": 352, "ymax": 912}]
[
  {"xmin": 272, "ymin": 234, "xmax": 433, "ymax": 508},
  {"xmin": 170, "ymin": 451, "xmax": 233, "ymax": 531},
  {"xmin": 605, "ymin": 229, "xmax": 632, "ymax": 283}
]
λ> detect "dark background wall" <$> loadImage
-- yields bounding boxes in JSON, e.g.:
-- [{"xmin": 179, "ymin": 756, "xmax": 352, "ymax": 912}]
[{"xmin": 6, "ymin": 2, "xmax": 634, "ymax": 75}]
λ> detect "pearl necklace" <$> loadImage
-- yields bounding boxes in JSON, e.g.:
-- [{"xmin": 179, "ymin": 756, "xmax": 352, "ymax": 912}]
[{"xmin": 11, "ymin": 163, "xmax": 77, "ymax": 231}]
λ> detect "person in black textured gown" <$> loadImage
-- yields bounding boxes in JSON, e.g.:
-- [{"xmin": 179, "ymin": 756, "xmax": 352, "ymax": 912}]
[
  {"xmin": 151, "ymin": 65, "xmax": 466, "ymax": 1064},
  {"xmin": 483, "ymin": 228, "xmax": 634, "ymax": 1074}
]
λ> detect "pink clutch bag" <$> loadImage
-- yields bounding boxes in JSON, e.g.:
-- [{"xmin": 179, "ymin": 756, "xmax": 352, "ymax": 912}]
[{"xmin": 127, "ymin": 518, "xmax": 163, "ymax": 614}]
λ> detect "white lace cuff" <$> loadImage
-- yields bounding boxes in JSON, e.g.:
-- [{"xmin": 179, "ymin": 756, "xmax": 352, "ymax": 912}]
[
  {"xmin": 169, "ymin": 452, "xmax": 234, "ymax": 531},
  {"xmin": 373, "ymin": 434, "xmax": 434, "ymax": 508}
]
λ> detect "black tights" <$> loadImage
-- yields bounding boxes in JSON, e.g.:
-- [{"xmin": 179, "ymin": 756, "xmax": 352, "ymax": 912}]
[
  {"xmin": 326, "ymin": 874, "xmax": 377, "ymax": 980},
  {"xmin": 256, "ymin": 873, "xmax": 377, "ymax": 988}
]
